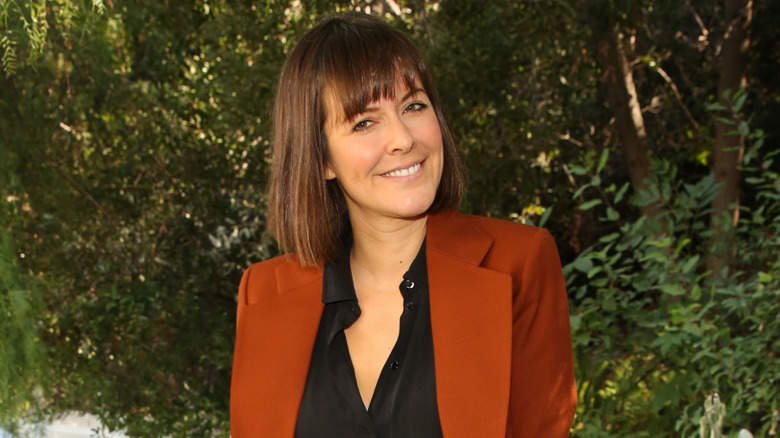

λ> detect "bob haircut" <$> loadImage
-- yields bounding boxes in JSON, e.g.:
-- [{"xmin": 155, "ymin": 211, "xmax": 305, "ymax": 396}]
[{"xmin": 267, "ymin": 12, "xmax": 465, "ymax": 266}]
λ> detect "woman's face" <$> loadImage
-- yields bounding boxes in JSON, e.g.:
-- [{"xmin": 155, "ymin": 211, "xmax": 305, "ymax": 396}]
[{"xmin": 323, "ymin": 82, "xmax": 444, "ymax": 224}]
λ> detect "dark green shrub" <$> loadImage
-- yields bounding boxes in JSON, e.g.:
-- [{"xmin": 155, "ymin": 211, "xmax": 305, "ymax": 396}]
[{"xmin": 567, "ymin": 132, "xmax": 779, "ymax": 436}]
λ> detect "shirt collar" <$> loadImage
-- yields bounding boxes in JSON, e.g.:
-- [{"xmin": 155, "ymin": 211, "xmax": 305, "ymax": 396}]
[
  {"xmin": 322, "ymin": 216, "xmax": 355, "ymax": 304},
  {"xmin": 403, "ymin": 239, "xmax": 427, "ymax": 287},
  {"xmin": 321, "ymin": 221, "xmax": 428, "ymax": 303}
]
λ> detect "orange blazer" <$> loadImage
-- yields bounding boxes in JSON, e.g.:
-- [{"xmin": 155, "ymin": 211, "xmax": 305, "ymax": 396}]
[{"xmin": 231, "ymin": 210, "xmax": 576, "ymax": 437}]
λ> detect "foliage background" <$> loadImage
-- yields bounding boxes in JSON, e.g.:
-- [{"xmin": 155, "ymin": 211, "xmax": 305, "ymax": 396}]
[{"xmin": 1, "ymin": 0, "xmax": 778, "ymax": 436}]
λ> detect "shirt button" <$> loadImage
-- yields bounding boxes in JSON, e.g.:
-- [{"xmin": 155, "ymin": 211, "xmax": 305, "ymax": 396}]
[
  {"xmin": 350, "ymin": 305, "xmax": 357, "ymax": 313},
  {"xmin": 405, "ymin": 301, "xmax": 415, "ymax": 311},
  {"xmin": 390, "ymin": 361, "xmax": 400, "ymax": 370},
  {"xmin": 403, "ymin": 279, "xmax": 415, "ymax": 289}
]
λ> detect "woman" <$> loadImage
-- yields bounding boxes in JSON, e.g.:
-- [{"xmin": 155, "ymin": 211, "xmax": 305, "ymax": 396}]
[{"xmin": 231, "ymin": 12, "xmax": 576, "ymax": 437}]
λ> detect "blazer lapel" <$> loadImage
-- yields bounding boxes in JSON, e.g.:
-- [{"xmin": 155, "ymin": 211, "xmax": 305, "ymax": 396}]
[{"xmin": 427, "ymin": 211, "xmax": 513, "ymax": 437}]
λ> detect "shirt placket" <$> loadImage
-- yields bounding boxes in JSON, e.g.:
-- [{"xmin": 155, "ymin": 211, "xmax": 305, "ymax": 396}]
[{"xmin": 325, "ymin": 300, "xmax": 376, "ymax": 435}]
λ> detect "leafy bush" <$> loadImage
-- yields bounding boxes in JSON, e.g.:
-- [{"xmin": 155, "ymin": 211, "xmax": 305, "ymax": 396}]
[
  {"xmin": 567, "ymin": 133, "xmax": 780, "ymax": 436},
  {"xmin": 0, "ymin": 204, "xmax": 48, "ymax": 432}
]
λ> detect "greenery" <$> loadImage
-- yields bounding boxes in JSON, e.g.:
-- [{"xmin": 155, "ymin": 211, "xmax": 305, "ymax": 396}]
[
  {"xmin": 1, "ymin": 0, "xmax": 778, "ymax": 436},
  {"xmin": 567, "ymin": 132, "xmax": 779, "ymax": 436}
]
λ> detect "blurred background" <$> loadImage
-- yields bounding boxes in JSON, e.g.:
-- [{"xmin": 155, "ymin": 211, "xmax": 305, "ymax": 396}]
[{"xmin": 1, "ymin": 0, "xmax": 778, "ymax": 436}]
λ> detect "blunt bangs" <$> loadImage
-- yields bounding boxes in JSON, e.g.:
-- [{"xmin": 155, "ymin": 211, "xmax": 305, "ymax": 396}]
[{"xmin": 314, "ymin": 18, "xmax": 428, "ymax": 124}]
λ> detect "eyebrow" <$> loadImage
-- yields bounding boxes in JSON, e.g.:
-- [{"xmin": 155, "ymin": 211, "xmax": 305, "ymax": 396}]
[
  {"xmin": 401, "ymin": 87, "xmax": 425, "ymax": 101},
  {"xmin": 356, "ymin": 87, "xmax": 426, "ymax": 116}
]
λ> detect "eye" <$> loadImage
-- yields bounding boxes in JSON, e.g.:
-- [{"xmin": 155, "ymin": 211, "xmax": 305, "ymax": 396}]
[
  {"xmin": 352, "ymin": 119, "xmax": 374, "ymax": 132},
  {"xmin": 404, "ymin": 102, "xmax": 428, "ymax": 113}
]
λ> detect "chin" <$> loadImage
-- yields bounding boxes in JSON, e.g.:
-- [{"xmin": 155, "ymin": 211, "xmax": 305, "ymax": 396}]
[{"xmin": 393, "ymin": 198, "xmax": 437, "ymax": 219}]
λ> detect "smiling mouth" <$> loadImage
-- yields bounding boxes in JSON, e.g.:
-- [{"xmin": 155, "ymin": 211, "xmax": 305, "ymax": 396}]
[{"xmin": 382, "ymin": 162, "xmax": 422, "ymax": 178}]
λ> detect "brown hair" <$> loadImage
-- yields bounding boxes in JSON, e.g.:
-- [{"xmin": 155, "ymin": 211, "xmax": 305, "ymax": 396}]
[{"xmin": 267, "ymin": 12, "xmax": 464, "ymax": 266}]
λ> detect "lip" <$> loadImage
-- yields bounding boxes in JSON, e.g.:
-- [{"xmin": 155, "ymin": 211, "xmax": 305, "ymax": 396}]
[{"xmin": 380, "ymin": 159, "xmax": 425, "ymax": 178}]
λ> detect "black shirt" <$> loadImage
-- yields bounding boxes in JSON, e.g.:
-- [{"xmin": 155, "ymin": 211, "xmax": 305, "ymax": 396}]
[{"xmin": 295, "ymin": 234, "xmax": 443, "ymax": 438}]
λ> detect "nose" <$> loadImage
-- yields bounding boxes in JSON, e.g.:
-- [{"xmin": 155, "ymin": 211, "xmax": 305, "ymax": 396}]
[{"xmin": 386, "ymin": 115, "xmax": 414, "ymax": 154}]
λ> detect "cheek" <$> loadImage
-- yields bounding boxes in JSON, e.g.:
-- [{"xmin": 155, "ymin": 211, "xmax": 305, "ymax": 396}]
[
  {"xmin": 419, "ymin": 119, "xmax": 444, "ymax": 151},
  {"xmin": 330, "ymin": 144, "xmax": 379, "ymax": 180}
]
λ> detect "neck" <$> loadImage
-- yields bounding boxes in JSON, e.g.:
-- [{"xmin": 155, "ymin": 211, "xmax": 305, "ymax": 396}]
[{"xmin": 347, "ymin": 212, "xmax": 428, "ymax": 282}]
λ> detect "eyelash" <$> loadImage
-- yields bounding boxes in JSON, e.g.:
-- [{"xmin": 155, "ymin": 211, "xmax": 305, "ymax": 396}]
[
  {"xmin": 351, "ymin": 101, "xmax": 428, "ymax": 132},
  {"xmin": 405, "ymin": 102, "xmax": 427, "ymax": 113},
  {"xmin": 352, "ymin": 120, "xmax": 371, "ymax": 132}
]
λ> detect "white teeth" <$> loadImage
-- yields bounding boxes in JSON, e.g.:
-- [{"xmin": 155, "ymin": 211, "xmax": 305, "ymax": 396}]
[{"xmin": 384, "ymin": 163, "xmax": 421, "ymax": 177}]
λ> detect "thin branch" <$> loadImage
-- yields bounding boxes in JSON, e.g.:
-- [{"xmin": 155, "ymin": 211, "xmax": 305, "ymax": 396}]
[
  {"xmin": 43, "ymin": 158, "xmax": 105, "ymax": 215},
  {"xmin": 687, "ymin": 0, "xmax": 709, "ymax": 42},
  {"xmin": 558, "ymin": 132, "xmax": 584, "ymax": 147},
  {"xmin": 560, "ymin": 163, "xmax": 583, "ymax": 202},
  {"xmin": 654, "ymin": 66, "xmax": 700, "ymax": 130}
]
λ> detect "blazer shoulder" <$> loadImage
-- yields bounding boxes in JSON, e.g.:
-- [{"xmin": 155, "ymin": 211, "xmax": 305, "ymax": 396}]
[
  {"xmin": 462, "ymin": 214, "xmax": 553, "ymax": 248},
  {"xmin": 460, "ymin": 214, "xmax": 561, "ymax": 274},
  {"xmin": 428, "ymin": 210, "xmax": 557, "ymax": 269},
  {"xmin": 238, "ymin": 254, "xmax": 323, "ymax": 306}
]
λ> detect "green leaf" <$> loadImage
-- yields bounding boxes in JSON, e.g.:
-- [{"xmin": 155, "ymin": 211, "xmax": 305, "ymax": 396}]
[
  {"xmin": 569, "ymin": 314, "xmax": 582, "ymax": 330},
  {"xmin": 579, "ymin": 199, "xmax": 602, "ymax": 210},
  {"xmin": 614, "ymin": 182, "xmax": 630, "ymax": 204},
  {"xmin": 738, "ymin": 120, "xmax": 750, "ymax": 137},
  {"xmin": 660, "ymin": 283, "xmax": 686, "ymax": 296},
  {"xmin": 681, "ymin": 255, "xmax": 700, "ymax": 274},
  {"xmin": 573, "ymin": 256, "xmax": 594, "ymax": 273},
  {"xmin": 596, "ymin": 149, "xmax": 609, "ymax": 174},
  {"xmin": 674, "ymin": 238, "xmax": 691, "ymax": 255},
  {"xmin": 573, "ymin": 184, "xmax": 590, "ymax": 199},
  {"xmin": 733, "ymin": 93, "xmax": 748, "ymax": 112},
  {"xmin": 601, "ymin": 294, "xmax": 615, "ymax": 311},
  {"xmin": 599, "ymin": 232, "xmax": 620, "ymax": 243},
  {"xmin": 651, "ymin": 382, "xmax": 681, "ymax": 412},
  {"xmin": 538, "ymin": 205, "xmax": 554, "ymax": 228},
  {"xmin": 586, "ymin": 266, "xmax": 603, "ymax": 279}
]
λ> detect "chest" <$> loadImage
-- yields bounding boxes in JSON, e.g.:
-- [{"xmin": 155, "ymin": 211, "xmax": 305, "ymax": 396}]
[{"xmin": 344, "ymin": 288, "xmax": 404, "ymax": 408}]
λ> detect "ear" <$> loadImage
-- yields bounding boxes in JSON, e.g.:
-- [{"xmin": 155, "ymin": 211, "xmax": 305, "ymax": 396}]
[{"xmin": 324, "ymin": 164, "xmax": 337, "ymax": 180}]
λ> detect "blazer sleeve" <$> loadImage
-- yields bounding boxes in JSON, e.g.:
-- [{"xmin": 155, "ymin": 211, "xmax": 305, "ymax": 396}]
[{"xmin": 508, "ymin": 227, "xmax": 576, "ymax": 437}]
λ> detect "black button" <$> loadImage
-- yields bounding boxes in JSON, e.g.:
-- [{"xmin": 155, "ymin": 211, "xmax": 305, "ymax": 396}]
[
  {"xmin": 390, "ymin": 361, "xmax": 400, "ymax": 370},
  {"xmin": 350, "ymin": 305, "xmax": 357, "ymax": 313},
  {"xmin": 403, "ymin": 279, "xmax": 415, "ymax": 289},
  {"xmin": 405, "ymin": 301, "xmax": 415, "ymax": 311}
]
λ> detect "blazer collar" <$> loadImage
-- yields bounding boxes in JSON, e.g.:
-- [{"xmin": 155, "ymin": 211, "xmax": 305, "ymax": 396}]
[
  {"xmin": 427, "ymin": 209, "xmax": 494, "ymax": 266},
  {"xmin": 275, "ymin": 255, "xmax": 323, "ymax": 294}
]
